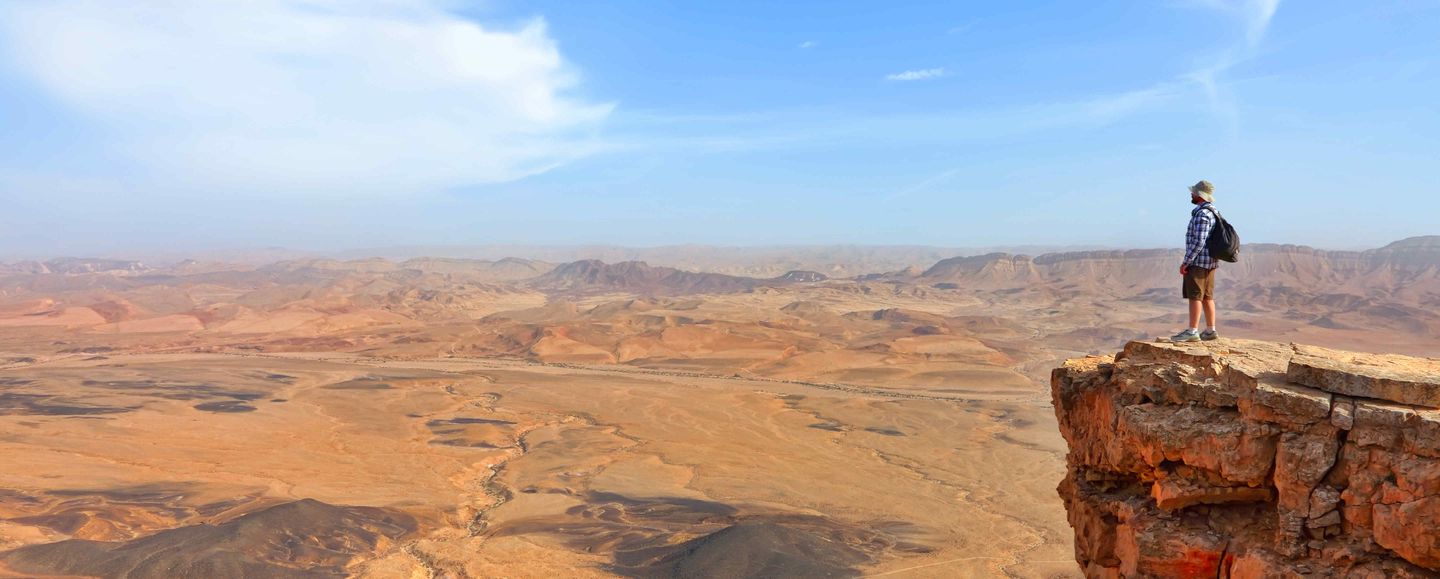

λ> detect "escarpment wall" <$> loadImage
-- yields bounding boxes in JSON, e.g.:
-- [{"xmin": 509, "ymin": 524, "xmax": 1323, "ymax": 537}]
[{"xmin": 1051, "ymin": 338, "xmax": 1440, "ymax": 578}]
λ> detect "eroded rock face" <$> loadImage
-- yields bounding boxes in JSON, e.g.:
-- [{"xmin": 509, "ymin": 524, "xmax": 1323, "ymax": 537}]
[{"xmin": 1053, "ymin": 339, "xmax": 1440, "ymax": 578}]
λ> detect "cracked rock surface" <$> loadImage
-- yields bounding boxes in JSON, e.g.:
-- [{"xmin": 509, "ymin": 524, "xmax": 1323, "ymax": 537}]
[{"xmin": 1052, "ymin": 338, "xmax": 1440, "ymax": 578}]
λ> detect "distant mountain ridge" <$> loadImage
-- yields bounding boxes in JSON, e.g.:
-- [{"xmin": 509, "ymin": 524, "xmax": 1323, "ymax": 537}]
[
  {"xmin": 4, "ymin": 237, "xmax": 1436, "ymax": 295},
  {"xmin": 530, "ymin": 259, "xmax": 827, "ymax": 294},
  {"xmin": 2, "ymin": 243, "xmax": 1096, "ymax": 278},
  {"xmin": 258, "ymin": 256, "xmax": 555, "ymax": 281},
  {"xmin": 0, "ymin": 236, "xmax": 1435, "ymax": 367},
  {"xmin": 911, "ymin": 237, "xmax": 1440, "ymax": 291},
  {"xmin": 0, "ymin": 258, "xmax": 149, "ymax": 275}
]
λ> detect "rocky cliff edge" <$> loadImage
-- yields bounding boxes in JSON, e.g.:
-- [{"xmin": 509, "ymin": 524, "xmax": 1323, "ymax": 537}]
[{"xmin": 1052, "ymin": 338, "xmax": 1440, "ymax": 578}]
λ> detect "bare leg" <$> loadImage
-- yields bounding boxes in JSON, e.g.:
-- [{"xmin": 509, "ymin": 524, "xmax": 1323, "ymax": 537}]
[
  {"xmin": 1202, "ymin": 299, "xmax": 1217, "ymax": 329},
  {"xmin": 1188, "ymin": 299, "xmax": 1202, "ymax": 329}
]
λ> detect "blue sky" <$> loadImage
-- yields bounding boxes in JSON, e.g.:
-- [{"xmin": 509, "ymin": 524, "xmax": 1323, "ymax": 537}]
[{"xmin": 1, "ymin": 0, "xmax": 1437, "ymax": 257}]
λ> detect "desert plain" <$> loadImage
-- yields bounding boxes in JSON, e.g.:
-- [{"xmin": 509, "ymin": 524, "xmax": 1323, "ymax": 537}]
[{"xmin": 1, "ymin": 238, "xmax": 1437, "ymax": 578}]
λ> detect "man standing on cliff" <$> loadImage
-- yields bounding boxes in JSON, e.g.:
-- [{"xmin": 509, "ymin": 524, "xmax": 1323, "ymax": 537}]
[{"xmin": 1171, "ymin": 180, "xmax": 1220, "ymax": 342}]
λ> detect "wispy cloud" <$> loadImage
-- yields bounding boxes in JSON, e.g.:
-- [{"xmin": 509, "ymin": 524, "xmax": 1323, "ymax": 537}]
[
  {"xmin": 1177, "ymin": 0, "xmax": 1283, "ymax": 134},
  {"xmin": 799, "ymin": 40, "xmax": 818, "ymax": 49},
  {"xmin": 1078, "ymin": 84, "xmax": 1184, "ymax": 123},
  {"xmin": 0, "ymin": 0, "xmax": 614, "ymax": 198},
  {"xmin": 1241, "ymin": 0, "xmax": 1282, "ymax": 47},
  {"xmin": 615, "ymin": 82, "xmax": 1183, "ymax": 159},
  {"xmin": 886, "ymin": 68, "xmax": 946, "ymax": 81},
  {"xmin": 885, "ymin": 169, "xmax": 960, "ymax": 201},
  {"xmin": 1179, "ymin": 0, "xmax": 1280, "ymax": 47}
]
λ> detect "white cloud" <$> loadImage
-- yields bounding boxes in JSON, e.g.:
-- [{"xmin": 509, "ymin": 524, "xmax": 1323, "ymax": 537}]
[
  {"xmin": 1241, "ymin": 0, "xmax": 1282, "ymax": 47},
  {"xmin": 1178, "ymin": 0, "xmax": 1280, "ymax": 47},
  {"xmin": 0, "ymin": 0, "xmax": 614, "ymax": 197},
  {"xmin": 1078, "ymin": 84, "xmax": 1183, "ymax": 123},
  {"xmin": 1179, "ymin": 0, "xmax": 1282, "ymax": 134},
  {"xmin": 886, "ymin": 68, "xmax": 946, "ymax": 82},
  {"xmin": 799, "ymin": 40, "xmax": 817, "ymax": 49}
]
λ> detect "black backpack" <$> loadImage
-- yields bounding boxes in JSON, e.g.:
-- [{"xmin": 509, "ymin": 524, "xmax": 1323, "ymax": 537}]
[{"xmin": 1204, "ymin": 206, "xmax": 1240, "ymax": 262}]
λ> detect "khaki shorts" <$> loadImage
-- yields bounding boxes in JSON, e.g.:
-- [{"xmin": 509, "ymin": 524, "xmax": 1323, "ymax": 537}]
[{"xmin": 1183, "ymin": 266, "xmax": 1216, "ymax": 300}]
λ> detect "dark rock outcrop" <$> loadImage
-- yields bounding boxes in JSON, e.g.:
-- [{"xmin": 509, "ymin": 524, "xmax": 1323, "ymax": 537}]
[{"xmin": 0, "ymin": 499, "xmax": 416, "ymax": 578}]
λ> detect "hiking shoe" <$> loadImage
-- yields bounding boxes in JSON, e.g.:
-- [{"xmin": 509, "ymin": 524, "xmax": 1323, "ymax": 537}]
[
  {"xmin": 1169, "ymin": 329, "xmax": 1201, "ymax": 343},
  {"xmin": 1200, "ymin": 329, "xmax": 1219, "ymax": 341}
]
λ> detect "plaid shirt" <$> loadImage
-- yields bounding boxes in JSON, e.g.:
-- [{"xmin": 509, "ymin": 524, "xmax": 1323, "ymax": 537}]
[{"xmin": 1183, "ymin": 202, "xmax": 1218, "ymax": 269}]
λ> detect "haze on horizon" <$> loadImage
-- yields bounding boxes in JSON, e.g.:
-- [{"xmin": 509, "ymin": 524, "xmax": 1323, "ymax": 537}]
[{"xmin": 2, "ymin": 0, "xmax": 1437, "ymax": 258}]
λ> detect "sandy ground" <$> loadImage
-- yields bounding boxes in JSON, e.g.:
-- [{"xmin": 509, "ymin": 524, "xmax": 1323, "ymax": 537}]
[
  {"xmin": 2, "ymin": 251, "xmax": 1434, "ymax": 577},
  {"xmin": 0, "ymin": 350, "xmax": 1075, "ymax": 578}
]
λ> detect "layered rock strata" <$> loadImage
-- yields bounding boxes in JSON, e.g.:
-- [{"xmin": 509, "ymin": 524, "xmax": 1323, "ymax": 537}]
[{"xmin": 1052, "ymin": 338, "xmax": 1440, "ymax": 578}]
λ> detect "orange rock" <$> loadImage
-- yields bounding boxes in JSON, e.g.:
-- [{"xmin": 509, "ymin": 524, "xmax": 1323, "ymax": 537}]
[
  {"xmin": 1374, "ymin": 497, "xmax": 1440, "ymax": 568},
  {"xmin": 1055, "ymin": 339, "xmax": 1440, "ymax": 577}
]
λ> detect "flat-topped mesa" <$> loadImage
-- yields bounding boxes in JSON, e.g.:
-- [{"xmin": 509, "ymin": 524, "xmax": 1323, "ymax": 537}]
[{"xmin": 1052, "ymin": 339, "xmax": 1440, "ymax": 578}]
